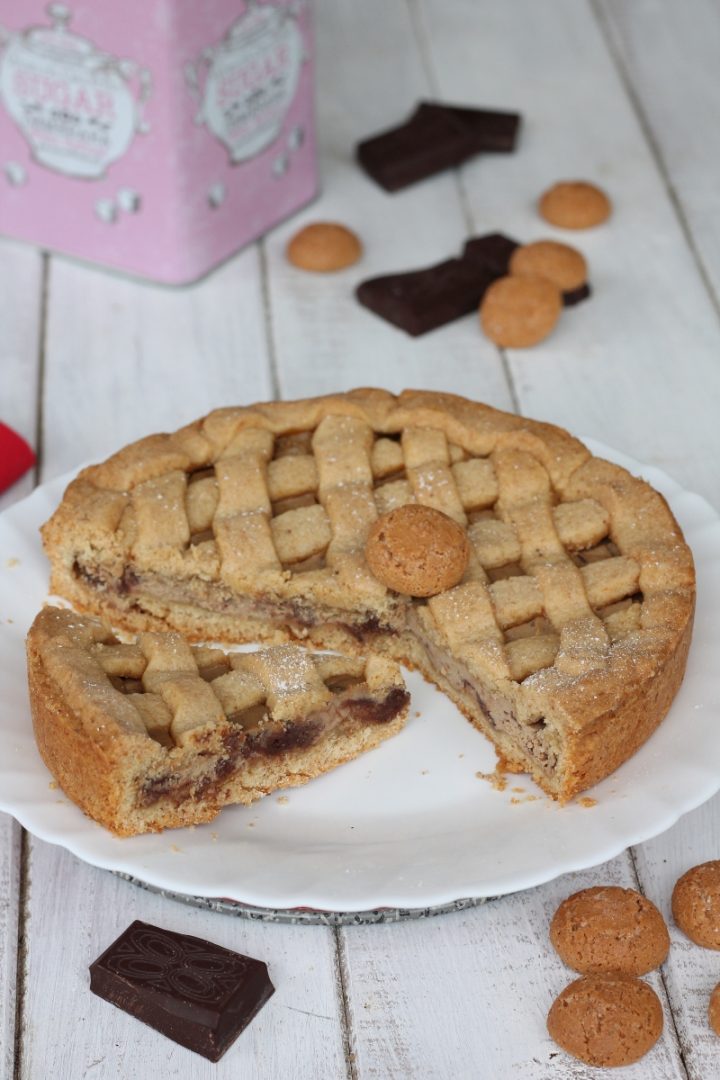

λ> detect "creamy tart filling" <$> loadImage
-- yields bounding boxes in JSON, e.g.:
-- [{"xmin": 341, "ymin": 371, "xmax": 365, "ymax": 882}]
[{"xmin": 72, "ymin": 559, "xmax": 405, "ymax": 643}]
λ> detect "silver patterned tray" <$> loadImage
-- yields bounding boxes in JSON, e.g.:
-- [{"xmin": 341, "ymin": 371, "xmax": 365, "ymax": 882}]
[{"xmin": 114, "ymin": 872, "xmax": 488, "ymax": 925}]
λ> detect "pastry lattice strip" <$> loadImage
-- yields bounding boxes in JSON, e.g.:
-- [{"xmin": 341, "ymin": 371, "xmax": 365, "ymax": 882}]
[
  {"xmin": 424, "ymin": 446, "xmax": 643, "ymax": 684},
  {"xmin": 40, "ymin": 608, "xmax": 403, "ymax": 750},
  {"xmin": 125, "ymin": 424, "xmax": 618, "ymax": 588},
  {"xmin": 107, "ymin": 419, "xmax": 643, "ymax": 684}
]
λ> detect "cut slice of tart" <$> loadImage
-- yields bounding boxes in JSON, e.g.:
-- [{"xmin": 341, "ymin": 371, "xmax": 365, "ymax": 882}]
[
  {"xmin": 26, "ymin": 606, "xmax": 410, "ymax": 836},
  {"xmin": 41, "ymin": 389, "xmax": 695, "ymax": 801}
]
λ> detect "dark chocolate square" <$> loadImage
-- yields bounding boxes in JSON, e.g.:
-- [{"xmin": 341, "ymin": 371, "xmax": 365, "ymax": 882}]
[
  {"xmin": 462, "ymin": 233, "xmax": 520, "ymax": 276},
  {"xmin": 436, "ymin": 103, "xmax": 521, "ymax": 153},
  {"xmin": 357, "ymin": 104, "xmax": 477, "ymax": 192},
  {"xmin": 89, "ymin": 920, "xmax": 275, "ymax": 1062},
  {"xmin": 562, "ymin": 282, "xmax": 592, "ymax": 306},
  {"xmin": 357, "ymin": 102, "xmax": 521, "ymax": 192}
]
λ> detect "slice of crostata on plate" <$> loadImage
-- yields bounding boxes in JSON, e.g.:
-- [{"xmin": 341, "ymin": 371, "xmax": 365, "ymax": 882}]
[
  {"xmin": 39, "ymin": 389, "xmax": 695, "ymax": 807},
  {"xmin": 27, "ymin": 606, "xmax": 410, "ymax": 836}
]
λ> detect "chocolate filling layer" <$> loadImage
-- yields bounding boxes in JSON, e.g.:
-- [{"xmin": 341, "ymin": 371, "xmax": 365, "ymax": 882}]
[
  {"xmin": 73, "ymin": 560, "xmax": 402, "ymax": 642},
  {"xmin": 137, "ymin": 688, "xmax": 409, "ymax": 810}
]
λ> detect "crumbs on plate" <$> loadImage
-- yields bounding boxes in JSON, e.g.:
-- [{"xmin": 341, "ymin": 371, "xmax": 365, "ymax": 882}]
[{"xmin": 475, "ymin": 767, "xmax": 508, "ymax": 792}]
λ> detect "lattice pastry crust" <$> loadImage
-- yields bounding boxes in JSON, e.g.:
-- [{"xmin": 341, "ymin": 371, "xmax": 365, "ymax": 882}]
[
  {"xmin": 41, "ymin": 389, "xmax": 695, "ymax": 800},
  {"xmin": 27, "ymin": 607, "xmax": 409, "ymax": 836}
]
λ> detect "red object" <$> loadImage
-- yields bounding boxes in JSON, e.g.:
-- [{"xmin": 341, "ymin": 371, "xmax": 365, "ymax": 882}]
[{"xmin": 0, "ymin": 423, "xmax": 36, "ymax": 494}]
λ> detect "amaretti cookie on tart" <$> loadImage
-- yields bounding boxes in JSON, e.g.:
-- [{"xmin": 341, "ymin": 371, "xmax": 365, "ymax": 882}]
[{"xmin": 41, "ymin": 389, "xmax": 695, "ymax": 802}]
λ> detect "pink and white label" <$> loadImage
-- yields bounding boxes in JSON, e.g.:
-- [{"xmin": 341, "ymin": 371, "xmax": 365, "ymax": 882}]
[
  {"xmin": 186, "ymin": 1, "xmax": 303, "ymax": 163},
  {"xmin": 0, "ymin": 4, "xmax": 150, "ymax": 179}
]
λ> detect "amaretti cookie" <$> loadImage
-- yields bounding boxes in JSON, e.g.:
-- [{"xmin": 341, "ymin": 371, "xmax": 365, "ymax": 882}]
[
  {"xmin": 365, "ymin": 505, "xmax": 470, "ymax": 597},
  {"xmin": 550, "ymin": 886, "xmax": 669, "ymax": 976},
  {"xmin": 539, "ymin": 181, "xmax": 612, "ymax": 229},
  {"xmin": 286, "ymin": 223, "xmax": 362, "ymax": 272},
  {"xmin": 709, "ymin": 983, "xmax": 720, "ymax": 1035},
  {"xmin": 547, "ymin": 975, "xmax": 663, "ymax": 1067},
  {"xmin": 672, "ymin": 861, "xmax": 720, "ymax": 949},
  {"xmin": 479, "ymin": 275, "xmax": 562, "ymax": 347}
]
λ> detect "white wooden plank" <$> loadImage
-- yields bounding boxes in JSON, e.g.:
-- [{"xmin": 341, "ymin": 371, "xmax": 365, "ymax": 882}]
[
  {"xmin": 598, "ymin": 0, "xmax": 720, "ymax": 306},
  {"xmin": 340, "ymin": 856, "xmax": 686, "ymax": 1079},
  {"xmin": 21, "ymin": 836, "xmax": 347, "ymax": 1080},
  {"xmin": 41, "ymin": 249, "xmax": 273, "ymax": 481},
  {"xmin": 0, "ymin": 239, "xmax": 43, "ymax": 513},
  {"xmin": 418, "ymin": 0, "xmax": 720, "ymax": 509},
  {"xmin": 0, "ymin": 814, "xmax": 21, "ymax": 1080},
  {"xmin": 631, "ymin": 795, "xmax": 720, "ymax": 1080},
  {"xmin": 263, "ymin": 0, "xmax": 513, "ymax": 408}
]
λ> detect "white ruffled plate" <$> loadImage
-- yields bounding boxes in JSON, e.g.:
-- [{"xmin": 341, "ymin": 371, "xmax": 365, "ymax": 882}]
[{"xmin": 1, "ymin": 440, "xmax": 718, "ymax": 911}]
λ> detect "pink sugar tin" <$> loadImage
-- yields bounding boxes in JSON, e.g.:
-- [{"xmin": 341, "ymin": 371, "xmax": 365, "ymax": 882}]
[{"xmin": 0, "ymin": 1, "xmax": 317, "ymax": 283}]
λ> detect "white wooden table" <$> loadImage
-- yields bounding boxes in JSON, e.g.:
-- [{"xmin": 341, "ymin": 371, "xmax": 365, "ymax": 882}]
[{"xmin": 2, "ymin": 1, "xmax": 720, "ymax": 1075}]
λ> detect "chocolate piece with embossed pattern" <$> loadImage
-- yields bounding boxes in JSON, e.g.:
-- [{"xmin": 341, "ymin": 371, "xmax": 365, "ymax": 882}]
[{"xmin": 89, "ymin": 920, "xmax": 274, "ymax": 1061}]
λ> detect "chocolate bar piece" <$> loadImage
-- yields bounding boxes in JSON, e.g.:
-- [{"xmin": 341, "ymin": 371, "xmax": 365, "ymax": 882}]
[
  {"xmin": 462, "ymin": 234, "xmax": 521, "ymax": 277},
  {"xmin": 356, "ymin": 232, "xmax": 518, "ymax": 336},
  {"xmin": 429, "ymin": 102, "xmax": 521, "ymax": 153},
  {"xmin": 357, "ymin": 101, "xmax": 521, "ymax": 192},
  {"xmin": 562, "ymin": 282, "xmax": 592, "ymax": 307},
  {"xmin": 89, "ymin": 921, "xmax": 275, "ymax": 1062}
]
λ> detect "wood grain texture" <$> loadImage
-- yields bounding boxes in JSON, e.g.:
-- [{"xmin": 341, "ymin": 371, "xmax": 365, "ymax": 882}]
[
  {"xmin": 598, "ymin": 0, "xmax": 720, "ymax": 310},
  {"xmin": 418, "ymin": 0, "xmax": 720, "ymax": 508},
  {"xmin": 41, "ymin": 249, "xmax": 273, "ymax": 481},
  {"xmin": 0, "ymin": 240, "xmax": 43, "ymax": 513},
  {"xmin": 20, "ymin": 836, "xmax": 347, "ymax": 1080},
  {"xmin": 0, "ymin": 815, "xmax": 21, "ymax": 1080},
  {"xmin": 341, "ymin": 857, "xmax": 687, "ymax": 1079},
  {"xmin": 264, "ymin": 0, "xmax": 514, "ymax": 409}
]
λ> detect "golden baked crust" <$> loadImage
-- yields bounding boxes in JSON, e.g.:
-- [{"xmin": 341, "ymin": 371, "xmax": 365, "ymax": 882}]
[
  {"xmin": 26, "ymin": 606, "xmax": 409, "ymax": 836},
  {"xmin": 41, "ymin": 389, "xmax": 695, "ymax": 802}
]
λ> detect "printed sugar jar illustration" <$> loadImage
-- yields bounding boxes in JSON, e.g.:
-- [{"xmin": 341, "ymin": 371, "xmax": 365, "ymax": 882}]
[
  {"xmin": 186, "ymin": 1, "xmax": 303, "ymax": 164},
  {"xmin": 0, "ymin": 4, "xmax": 151, "ymax": 180},
  {"xmin": 0, "ymin": 1, "xmax": 317, "ymax": 283}
]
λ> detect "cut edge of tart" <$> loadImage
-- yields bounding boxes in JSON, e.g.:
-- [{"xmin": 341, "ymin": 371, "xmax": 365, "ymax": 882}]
[
  {"xmin": 26, "ymin": 606, "xmax": 410, "ymax": 836},
  {"xmin": 40, "ymin": 388, "xmax": 696, "ymax": 803}
]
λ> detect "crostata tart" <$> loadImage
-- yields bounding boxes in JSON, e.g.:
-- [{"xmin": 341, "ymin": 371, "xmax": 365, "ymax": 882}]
[
  {"xmin": 27, "ymin": 606, "xmax": 409, "ymax": 835},
  {"xmin": 40, "ymin": 389, "xmax": 695, "ymax": 803}
]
